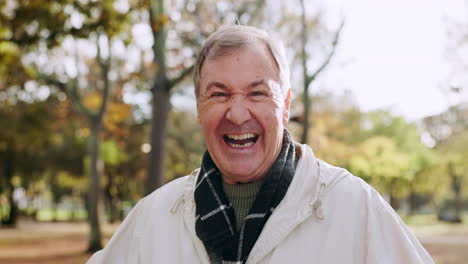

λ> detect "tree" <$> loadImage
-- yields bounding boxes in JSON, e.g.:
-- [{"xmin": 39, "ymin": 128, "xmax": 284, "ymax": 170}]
[
  {"xmin": 0, "ymin": 5, "xmax": 77, "ymax": 212},
  {"xmin": 422, "ymin": 104, "xmax": 468, "ymax": 221},
  {"xmin": 145, "ymin": 0, "xmax": 194, "ymax": 195},
  {"xmin": 0, "ymin": 95, "xmax": 57, "ymax": 226},
  {"xmin": 46, "ymin": 101, "xmax": 87, "ymax": 221},
  {"xmin": 289, "ymin": 90, "xmax": 362, "ymax": 167},
  {"xmin": 350, "ymin": 111, "xmax": 434, "ymax": 209},
  {"xmin": 1, "ymin": 0, "xmax": 140, "ymax": 250},
  {"xmin": 165, "ymin": 110, "xmax": 205, "ymax": 182},
  {"xmin": 42, "ymin": 33, "xmax": 114, "ymax": 251},
  {"xmin": 349, "ymin": 135, "xmax": 414, "ymax": 208},
  {"xmin": 298, "ymin": 0, "xmax": 344, "ymax": 144}
]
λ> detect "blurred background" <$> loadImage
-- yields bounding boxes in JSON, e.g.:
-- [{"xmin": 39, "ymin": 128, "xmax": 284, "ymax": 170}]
[{"xmin": 0, "ymin": 0, "xmax": 467, "ymax": 263}]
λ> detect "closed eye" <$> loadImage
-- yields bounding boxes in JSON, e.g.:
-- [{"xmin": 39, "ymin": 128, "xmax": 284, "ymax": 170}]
[
  {"xmin": 248, "ymin": 91, "xmax": 268, "ymax": 102},
  {"xmin": 211, "ymin": 92, "xmax": 228, "ymax": 97},
  {"xmin": 249, "ymin": 91, "xmax": 267, "ymax": 96}
]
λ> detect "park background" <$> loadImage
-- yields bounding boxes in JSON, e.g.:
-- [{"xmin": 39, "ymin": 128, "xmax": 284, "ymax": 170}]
[{"xmin": 0, "ymin": 0, "xmax": 467, "ymax": 263}]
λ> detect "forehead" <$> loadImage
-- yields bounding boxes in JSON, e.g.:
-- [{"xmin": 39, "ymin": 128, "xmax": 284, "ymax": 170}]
[{"xmin": 199, "ymin": 43, "xmax": 279, "ymax": 88}]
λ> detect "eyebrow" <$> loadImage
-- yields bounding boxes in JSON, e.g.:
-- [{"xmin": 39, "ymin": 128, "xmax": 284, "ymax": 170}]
[
  {"xmin": 205, "ymin": 81, "xmax": 227, "ymax": 92},
  {"xmin": 247, "ymin": 79, "xmax": 265, "ymax": 89},
  {"xmin": 205, "ymin": 79, "xmax": 265, "ymax": 92}
]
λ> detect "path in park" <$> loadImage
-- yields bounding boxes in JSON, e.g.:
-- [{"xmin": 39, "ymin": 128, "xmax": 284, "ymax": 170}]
[{"xmin": 419, "ymin": 235, "xmax": 468, "ymax": 264}]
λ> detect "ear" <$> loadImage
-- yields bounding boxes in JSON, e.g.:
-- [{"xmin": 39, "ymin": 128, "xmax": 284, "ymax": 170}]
[{"xmin": 282, "ymin": 88, "xmax": 291, "ymax": 124}]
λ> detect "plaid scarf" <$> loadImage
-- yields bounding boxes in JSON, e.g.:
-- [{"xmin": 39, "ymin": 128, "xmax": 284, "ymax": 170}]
[{"xmin": 195, "ymin": 129, "xmax": 296, "ymax": 263}]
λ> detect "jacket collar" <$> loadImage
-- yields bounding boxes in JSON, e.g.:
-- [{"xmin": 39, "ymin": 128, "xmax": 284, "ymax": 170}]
[
  {"xmin": 182, "ymin": 169, "xmax": 211, "ymax": 263},
  {"xmin": 246, "ymin": 143, "xmax": 320, "ymax": 263}
]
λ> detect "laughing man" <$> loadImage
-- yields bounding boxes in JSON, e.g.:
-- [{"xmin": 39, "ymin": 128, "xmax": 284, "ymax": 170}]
[{"xmin": 87, "ymin": 25, "xmax": 433, "ymax": 264}]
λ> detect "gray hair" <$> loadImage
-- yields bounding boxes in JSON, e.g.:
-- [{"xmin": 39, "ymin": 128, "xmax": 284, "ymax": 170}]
[{"xmin": 193, "ymin": 25, "xmax": 290, "ymax": 99}]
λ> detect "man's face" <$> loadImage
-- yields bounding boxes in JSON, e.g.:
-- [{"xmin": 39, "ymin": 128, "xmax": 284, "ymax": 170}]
[{"xmin": 197, "ymin": 43, "xmax": 290, "ymax": 184}]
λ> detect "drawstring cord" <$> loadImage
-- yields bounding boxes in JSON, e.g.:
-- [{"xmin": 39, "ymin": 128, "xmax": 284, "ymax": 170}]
[
  {"xmin": 170, "ymin": 195, "xmax": 185, "ymax": 214},
  {"xmin": 311, "ymin": 183, "xmax": 326, "ymax": 220},
  {"xmin": 310, "ymin": 160, "xmax": 326, "ymax": 220},
  {"xmin": 170, "ymin": 168, "xmax": 200, "ymax": 214}
]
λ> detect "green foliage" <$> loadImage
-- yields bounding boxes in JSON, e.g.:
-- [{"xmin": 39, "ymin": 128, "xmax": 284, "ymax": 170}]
[
  {"xmin": 0, "ymin": 98, "xmax": 54, "ymax": 152},
  {"xmin": 165, "ymin": 110, "xmax": 205, "ymax": 182},
  {"xmin": 421, "ymin": 104, "xmax": 468, "ymax": 212},
  {"xmin": 295, "ymin": 93, "xmax": 439, "ymax": 201},
  {"xmin": 438, "ymin": 130, "xmax": 468, "ymax": 190},
  {"xmin": 102, "ymin": 140, "xmax": 128, "ymax": 166},
  {"xmin": 36, "ymin": 208, "xmax": 87, "ymax": 221},
  {"xmin": 349, "ymin": 136, "xmax": 414, "ymax": 197},
  {"xmin": 348, "ymin": 111, "xmax": 436, "ymax": 198}
]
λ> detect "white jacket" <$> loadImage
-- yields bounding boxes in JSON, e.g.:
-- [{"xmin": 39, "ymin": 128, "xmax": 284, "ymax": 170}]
[{"xmin": 87, "ymin": 144, "xmax": 433, "ymax": 264}]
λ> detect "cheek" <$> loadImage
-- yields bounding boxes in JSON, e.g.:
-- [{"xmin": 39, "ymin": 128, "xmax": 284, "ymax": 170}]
[
  {"xmin": 267, "ymin": 99, "xmax": 285, "ymax": 122},
  {"xmin": 198, "ymin": 101, "xmax": 226, "ymax": 129},
  {"xmin": 197, "ymin": 100, "xmax": 213, "ymax": 117},
  {"xmin": 251, "ymin": 101, "xmax": 284, "ymax": 128}
]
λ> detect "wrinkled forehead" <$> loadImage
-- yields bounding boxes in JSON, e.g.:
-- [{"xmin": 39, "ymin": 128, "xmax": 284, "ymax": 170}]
[
  {"xmin": 205, "ymin": 40, "xmax": 279, "ymax": 73},
  {"xmin": 199, "ymin": 42, "xmax": 282, "ymax": 95}
]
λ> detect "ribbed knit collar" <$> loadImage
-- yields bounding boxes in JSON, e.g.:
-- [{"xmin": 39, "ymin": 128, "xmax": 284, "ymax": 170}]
[{"xmin": 222, "ymin": 179, "xmax": 265, "ymax": 199}]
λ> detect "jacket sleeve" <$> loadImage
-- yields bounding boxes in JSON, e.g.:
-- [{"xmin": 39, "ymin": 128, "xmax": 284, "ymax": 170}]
[
  {"xmin": 365, "ymin": 191, "xmax": 434, "ymax": 264},
  {"xmin": 86, "ymin": 198, "xmax": 146, "ymax": 264}
]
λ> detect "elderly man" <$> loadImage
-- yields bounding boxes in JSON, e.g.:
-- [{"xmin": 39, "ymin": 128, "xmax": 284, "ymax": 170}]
[{"xmin": 87, "ymin": 25, "xmax": 433, "ymax": 264}]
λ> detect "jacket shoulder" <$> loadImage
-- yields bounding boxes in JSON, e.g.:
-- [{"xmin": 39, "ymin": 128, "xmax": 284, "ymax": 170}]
[
  {"xmin": 317, "ymin": 159, "xmax": 383, "ymax": 209},
  {"xmin": 143, "ymin": 174, "xmax": 192, "ymax": 210}
]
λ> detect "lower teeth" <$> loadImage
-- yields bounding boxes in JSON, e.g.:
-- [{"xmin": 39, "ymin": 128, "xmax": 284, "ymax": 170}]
[{"xmin": 228, "ymin": 141, "xmax": 254, "ymax": 148}]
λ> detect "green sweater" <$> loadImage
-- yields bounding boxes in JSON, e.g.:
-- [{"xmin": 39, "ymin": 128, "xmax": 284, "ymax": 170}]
[{"xmin": 222, "ymin": 179, "xmax": 264, "ymax": 233}]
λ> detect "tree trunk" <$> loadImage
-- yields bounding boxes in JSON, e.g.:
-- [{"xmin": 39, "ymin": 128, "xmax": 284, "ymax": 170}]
[
  {"xmin": 82, "ymin": 191, "xmax": 89, "ymax": 222},
  {"xmin": 389, "ymin": 179, "xmax": 400, "ymax": 210},
  {"xmin": 50, "ymin": 170, "xmax": 60, "ymax": 222},
  {"xmin": 87, "ymin": 120, "xmax": 104, "ymax": 252},
  {"xmin": 146, "ymin": 0, "xmax": 170, "ymax": 195},
  {"xmin": 85, "ymin": 32, "xmax": 111, "ymax": 252},
  {"xmin": 300, "ymin": 0, "xmax": 310, "ymax": 144},
  {"xmin": 105, "ymin": 171, "xmax": 119, "ymax": 223},
  {"xmin": 449, "ymin": 162, "xmax": 462, "ymax": 222},
  {"xmin": 146, "ymin": 84, "xmax": 170, "ymax": 195},
  {"xmin": 389, "ymin": 194, "xmax": 400, "ymax": 210},
  {"xmin": 298, "ymin": 3, "xmax": 343, "ymax": 143},
  {"xmin": 4, "ymin": 190, "xmax": 18, "ymax": 227},
  {"xmin": 408, "ymin": 191, "xmax": 418, "ymax": 215},
  {"xmin": 2, "ymin": 147, "xmax": 17, "ymax": 227}
]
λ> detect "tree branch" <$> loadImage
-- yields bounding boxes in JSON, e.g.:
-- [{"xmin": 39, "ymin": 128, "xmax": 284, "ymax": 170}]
[
  {"xmin": 0, "ymin": 22, "xmax": 102, "ymax": 46},
  {"xmin": 305, "ymin": 20, "xmax": 345, "ymax": 87},
  {"xmin": 150, "ymin": 0, "xmax": 169, "ymax": 91},
  {"xmin": 96, "ymin": 33, "xmax": 111, "ymax": 119},
  {"xmin": 167, "ymin": 64, "xmax": 194, "ymax": 90},
  {"xmin": 246, "ymin": 0, "xmax": 266, "ymax": 25},
  {"xmin": 37, "ymin": 73, "xmax": 96, "ymax": 118},
  {"xmin": 234, "ymin": 0, "xmax": 265, "ymax": 25},
  {"xmin": 67, "ymin": 78, "xmax": 98, "ymax": 119},
  {"xmin": 37, "ymin": 73, "xmax": 67, "ymax": 92}
]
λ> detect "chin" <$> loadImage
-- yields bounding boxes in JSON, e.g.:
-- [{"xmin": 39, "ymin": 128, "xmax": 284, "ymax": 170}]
[{"xmin": 221, "ymin": 165, "xmax": 262, "ymax": 183}]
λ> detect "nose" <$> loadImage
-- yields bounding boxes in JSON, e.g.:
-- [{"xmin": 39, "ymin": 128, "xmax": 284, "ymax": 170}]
[{"xmin": 226, "ymin": 96, "xmax": 252, "ymax": 125}]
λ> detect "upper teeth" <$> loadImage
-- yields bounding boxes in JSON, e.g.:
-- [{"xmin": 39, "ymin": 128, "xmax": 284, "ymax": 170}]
[{"xmin": 226, "ymin": 133, "xmax": 256, "ymax": 140}]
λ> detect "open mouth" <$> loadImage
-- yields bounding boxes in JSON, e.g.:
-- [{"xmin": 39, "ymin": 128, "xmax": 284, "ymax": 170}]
[{"xmin": 223, "ymin": 133, "xmax": 259, "ymax": 148}]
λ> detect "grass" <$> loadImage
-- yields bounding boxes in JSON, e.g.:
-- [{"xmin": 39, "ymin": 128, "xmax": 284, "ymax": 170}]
[
  {"xmin": 404, "ymin": 213, "xmax": 468, "ymax": 236},
  {"xmin": 35, "ymin": 209, "xmax": 88, "ymax": 221}
]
